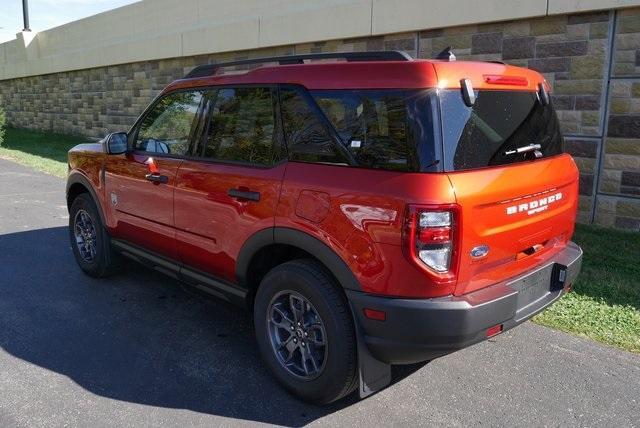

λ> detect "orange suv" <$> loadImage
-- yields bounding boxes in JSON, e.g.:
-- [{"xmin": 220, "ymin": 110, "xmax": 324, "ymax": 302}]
[{"xmin": 66, "ymin": 50, "xmax": 583, "ymax": 404}]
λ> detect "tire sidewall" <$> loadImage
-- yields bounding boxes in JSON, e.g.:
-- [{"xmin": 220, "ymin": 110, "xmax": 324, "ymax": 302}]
[
  {"xmin": 69, "ymin": 194, "xmax": 108, "ymax": 276},
  {"xmin": 254, "ymin": 262, "xmax": 356, "ymax": 404}
]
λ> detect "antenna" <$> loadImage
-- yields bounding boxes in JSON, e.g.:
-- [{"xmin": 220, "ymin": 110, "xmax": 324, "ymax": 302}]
[{"xmin": 434, "ymin": 47, "xmax": 456, "ymax": 61}]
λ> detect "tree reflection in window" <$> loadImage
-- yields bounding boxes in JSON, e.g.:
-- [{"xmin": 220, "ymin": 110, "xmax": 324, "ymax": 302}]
[
  {"xmin": 135, "ymin": 91, "xmax": 204, "ymax": 155},
  {"xmin": 204, "ymin": 87, "xmax": 276, "ymax": 166}
]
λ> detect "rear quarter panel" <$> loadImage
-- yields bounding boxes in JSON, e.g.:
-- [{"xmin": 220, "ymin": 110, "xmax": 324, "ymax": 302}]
[{"xmin": 276, "ymin": 162, "xmax": 457, "ymax": 298}]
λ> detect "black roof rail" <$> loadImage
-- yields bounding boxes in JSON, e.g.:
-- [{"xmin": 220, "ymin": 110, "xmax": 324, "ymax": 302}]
[{"xmin": 184, "ymin": 50, "xmax": 413, "ymax": 79}]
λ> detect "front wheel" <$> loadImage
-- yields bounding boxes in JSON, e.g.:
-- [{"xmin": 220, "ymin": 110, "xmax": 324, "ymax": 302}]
[
  {"xmin": 254, "ymin": 259, "xmax": 358, "ymax": 405},
  {"xmin": 68, "ymin": 193, "xmax": 119, "ymax": 277}
]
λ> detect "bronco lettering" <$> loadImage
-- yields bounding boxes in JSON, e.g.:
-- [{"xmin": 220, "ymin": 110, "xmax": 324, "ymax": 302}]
[{"xmin": 506, "ymin": 192, "xmax": 563, "ymax": 216}]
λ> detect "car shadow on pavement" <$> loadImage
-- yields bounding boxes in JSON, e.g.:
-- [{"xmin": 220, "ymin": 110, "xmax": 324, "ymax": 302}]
[{"xmin": 0, "ymin": 227, "xmax": 425, "ymax": 426}]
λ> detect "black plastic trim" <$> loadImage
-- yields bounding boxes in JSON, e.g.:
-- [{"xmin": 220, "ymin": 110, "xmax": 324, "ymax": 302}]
[
  {"xmin": 347, "ymin": 242, "xmax": 583, "ymax": 365},
  {"xmin": 273, "ymin": 228, "xmax": 361, "ymax": 291},
  {"xmin": 235, "ymin": 227, "xmax": 361, "ymax": 292},
  {"xmin": 66, "ymin": 172, "xmax": 106, "ymax": 225},
  {"xmin": 235, "ymin": 228, "xmax": 275, "ymax": 290},
  {"xmin": 112, "ymin": 239, "xmax": 247, "ymax": 306}
]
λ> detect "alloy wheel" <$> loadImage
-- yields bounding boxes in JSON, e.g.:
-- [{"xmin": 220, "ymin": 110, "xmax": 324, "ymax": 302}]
[
  {"xmin": 266, "ymin": 290, "xmax": 328, "ymax": 380},
  {"xmin": 74, "ymin": 209, "xmax": 97, "ymax": 262}
]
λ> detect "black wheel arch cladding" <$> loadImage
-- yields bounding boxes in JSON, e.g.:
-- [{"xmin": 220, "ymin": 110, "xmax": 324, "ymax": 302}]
[
  {"xmin": 66, "ymin": 172, "xmax": 106, "ymax": 226},
  {"xmin": 236, "ymin": 227, "xmax": 362, "ymax": 293}
]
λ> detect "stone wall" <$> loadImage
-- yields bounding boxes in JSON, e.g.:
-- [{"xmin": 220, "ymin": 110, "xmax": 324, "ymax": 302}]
[
  {"xmin": 595, "ymin": 8, "xmax": 640, "ymax": 229},
  {"xmin": 0, "ymin": 8, "xmax": 639, "ymax": 230}
]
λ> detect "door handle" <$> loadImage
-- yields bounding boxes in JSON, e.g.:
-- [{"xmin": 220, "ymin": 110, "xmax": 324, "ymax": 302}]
[
  {"xmin": 228, "ymin": 188, "xmax": 260, "ymax": 202},
  {"xmin": 145, "ymin": 173, "xmax": 169, "ymax": 184}
]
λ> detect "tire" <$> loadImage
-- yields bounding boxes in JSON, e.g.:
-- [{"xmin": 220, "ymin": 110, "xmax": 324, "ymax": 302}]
[
  {"xmin": 68, "ymin": 193, "xmax": 120, "ymax": 278},
  {"xmin": 254, "ymin": 259, "xmax": 358, "ymax": 405}
]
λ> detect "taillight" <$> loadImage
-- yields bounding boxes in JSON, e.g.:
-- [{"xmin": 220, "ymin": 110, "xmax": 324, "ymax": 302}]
[{"xmin": 403, "ymin": 205, "xmax": 460, "ymax": 285}]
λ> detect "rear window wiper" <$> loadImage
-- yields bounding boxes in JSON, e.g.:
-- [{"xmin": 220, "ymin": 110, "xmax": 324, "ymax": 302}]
[{"xmin": 504, "ymin": 143, "xmax": 542, "ymax": 156}]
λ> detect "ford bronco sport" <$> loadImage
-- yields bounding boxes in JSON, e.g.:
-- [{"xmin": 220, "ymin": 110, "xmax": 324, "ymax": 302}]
[{"xmin": 67, "ymin": 50, "xmax": 583, "ymax": 404}]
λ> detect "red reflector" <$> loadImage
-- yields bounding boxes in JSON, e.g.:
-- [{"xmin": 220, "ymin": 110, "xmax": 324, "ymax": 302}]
[
  {"xmin": 364, "ymin": 308, "xmax": 386, "ymax": 321},
  {"xmin": 484, "ymin": 75, "xmax": 529, "ymax": 86},
  {"xmin": 486, "ymin": 324, "xmax": 503, "ymax": 338},
  {"xmin": 418, "ymin": 226, "xmax": 451, "ymax": 243}
]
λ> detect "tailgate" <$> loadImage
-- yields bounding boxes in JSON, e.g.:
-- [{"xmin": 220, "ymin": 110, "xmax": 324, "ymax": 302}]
[{"xmin": 448, "ymin": 154, "xmax": 579, "ymax": 296}]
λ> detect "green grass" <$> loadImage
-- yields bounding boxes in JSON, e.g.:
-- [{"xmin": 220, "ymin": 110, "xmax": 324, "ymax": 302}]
[
  {"xmin": 0, "ymin": 127, "xmax": 638, "ymax": 352},
  {"xmin": 534, "ymin": 224, "xmax": 640, "ymax": 353},
  {"xmin": 0, "ymin": 127, "xmax": 89, "ymax": 178}
]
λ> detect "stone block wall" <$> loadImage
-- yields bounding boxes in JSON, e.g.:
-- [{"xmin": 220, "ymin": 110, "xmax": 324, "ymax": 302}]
[
  {"xmin": 0, "ymin": 8, "xmax": 639, "ymax": 230},
  {"xmin": 596, "ymin": 8, "xmax": 640, "ymax": 229}
]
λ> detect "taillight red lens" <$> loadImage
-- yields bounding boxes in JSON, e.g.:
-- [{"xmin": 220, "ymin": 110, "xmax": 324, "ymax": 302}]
[
  {"xmin": 418, "ymin": 227, "xmax": 451, "ymax": 243},
  {"xmin": 403, "ymin": 205, "xmax": 460, "ymax": 284}
]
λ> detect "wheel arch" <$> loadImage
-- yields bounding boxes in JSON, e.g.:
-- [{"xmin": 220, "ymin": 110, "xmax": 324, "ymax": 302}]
[
  {"xmin": 237, "ymin": 227, "xmax": 361, "ymax": 307},
  {"xmin": 66, "ymin": 172, "xmax": 106, "ymax": 225}
]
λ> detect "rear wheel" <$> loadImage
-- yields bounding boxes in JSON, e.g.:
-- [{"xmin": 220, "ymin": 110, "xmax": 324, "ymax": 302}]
[
  {"xmin": 254, "ymin": 259, "xmax": 358, "ymax": 405},
  {"xmin": 69, "ymin": 193, "xmax": 119, "ymax": 277}
]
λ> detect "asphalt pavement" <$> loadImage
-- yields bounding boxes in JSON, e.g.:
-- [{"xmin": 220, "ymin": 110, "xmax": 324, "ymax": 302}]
[{"xmin": 0, "ymin": 157, "xmax": 638, "ymax": 427}]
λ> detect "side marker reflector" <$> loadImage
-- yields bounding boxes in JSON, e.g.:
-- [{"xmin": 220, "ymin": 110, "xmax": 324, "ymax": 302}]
[
  {"xmin": 364, "ymin": 308, "xmax": 386, "ymax": 322},
  {"xmin": 486, "ymin": 324, "xmax": 503, "ymax": 338}
]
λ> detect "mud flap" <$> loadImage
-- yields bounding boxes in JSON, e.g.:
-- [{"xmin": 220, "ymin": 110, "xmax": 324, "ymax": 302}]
[{"xmin": 351, "ymin": 310, "xmax": 391, "ymax": 398}]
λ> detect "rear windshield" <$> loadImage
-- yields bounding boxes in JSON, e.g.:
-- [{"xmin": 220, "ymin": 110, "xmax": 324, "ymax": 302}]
[
  {"xmin": 309, "ymin": 89, "xmax": 439, "ymax": 172},
  {"xmin": 439, "ymin": 90, "xmax": 563, "ymax": 171}
]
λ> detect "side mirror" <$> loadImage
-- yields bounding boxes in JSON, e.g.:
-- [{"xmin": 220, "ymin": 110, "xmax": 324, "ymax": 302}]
[{"xmin": 107, "ymin": 132, "xmax": 128, "ymax": 155}]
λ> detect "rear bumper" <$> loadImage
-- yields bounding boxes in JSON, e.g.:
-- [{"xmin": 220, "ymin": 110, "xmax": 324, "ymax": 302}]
[{"xmin": 347, "ymin": 241, "xmax": 583, "ymax": 365}]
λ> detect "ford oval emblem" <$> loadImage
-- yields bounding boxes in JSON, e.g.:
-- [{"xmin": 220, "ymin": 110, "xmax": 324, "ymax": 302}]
[{"xmin": 471, "ymin": 245, "xmax": 490, "ymax": 259}]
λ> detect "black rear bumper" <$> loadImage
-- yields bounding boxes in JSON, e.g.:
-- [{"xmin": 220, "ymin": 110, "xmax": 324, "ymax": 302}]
[{"xmin": 347, "ymin": 242, "xmax": 583, "ymax": 365}]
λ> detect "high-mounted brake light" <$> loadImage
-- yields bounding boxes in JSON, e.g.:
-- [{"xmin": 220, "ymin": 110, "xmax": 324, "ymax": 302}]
[
  {"xmin": 484, "ymin": 75, "xmax": 529, "ymax": 86},
  {"xmin": 403, "ymin": 205, "xmax": 460, "ymax": 282}
]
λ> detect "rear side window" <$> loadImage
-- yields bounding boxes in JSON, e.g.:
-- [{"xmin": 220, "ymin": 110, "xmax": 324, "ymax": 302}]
[
  {"xmin": 203, "ymin": 87, "xmax": 277, "ymax": 166},
  {"xmin": 440, "ymin": 90, "xmax": 563, "ymax": 171},
  {"xmin": 135, "ymin": 90, "xmax": 204, "ymax": 156},
  {"xmin": 310, "ymin": 89, "xmax": 437, "ymax": 172}
]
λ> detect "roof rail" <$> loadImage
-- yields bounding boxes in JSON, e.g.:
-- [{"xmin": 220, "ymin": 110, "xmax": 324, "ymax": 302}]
[{"xmin": 184, "ymin": 50, "xmax": 413, "ymax": 79}]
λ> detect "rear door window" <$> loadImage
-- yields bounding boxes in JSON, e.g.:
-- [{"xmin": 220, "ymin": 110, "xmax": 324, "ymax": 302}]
[
  {"xmin": 202, "ymin": 87, "xmax": 279, "ymax": 166},
  {"xmin": 439, "ymin": 90, "xmax": 563, "ymax": 171},
  {"xmin": 279, "ymin": 87, "xmax": 350, "ymax": 165}
]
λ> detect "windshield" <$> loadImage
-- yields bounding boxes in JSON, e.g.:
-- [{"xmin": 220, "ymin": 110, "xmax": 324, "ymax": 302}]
[{"xmin": 439, "ymin": 90, "xmax": 563, "ymax": 171}]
